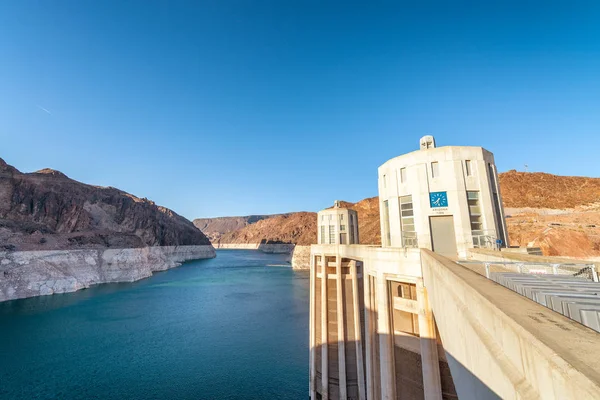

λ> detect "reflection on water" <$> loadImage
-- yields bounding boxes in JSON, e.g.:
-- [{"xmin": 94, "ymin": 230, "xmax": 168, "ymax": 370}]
[{"xmin": 0, "ymin": 250, "xmax": 309, "ymax": 400}]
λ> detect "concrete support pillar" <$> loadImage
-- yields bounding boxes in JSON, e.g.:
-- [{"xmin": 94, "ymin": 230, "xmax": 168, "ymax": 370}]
[
  {"xmin": 336, "ymin": 256, "xmax": 347, "ymax": 399},
  {"xmin": 377, "ymin": 275, "xmax": 396, "ymax": 400},
  {"xmin": 351, "ymin": 261, "xmax": 366, "ymax": 400},
  {"xmin": 417, "ymin": 278, "xmax": 443, "ymax": 400},
  {"xmin": 321, "ymin": 254, "xmax": 329, "ymax": 399},
  {"xmin": 309, "ymin": 254, "xmax": 317, "ymax": 400},
  {"xmin": 364, "ymin": 272, "xmax": 375, "ymax": 400}
]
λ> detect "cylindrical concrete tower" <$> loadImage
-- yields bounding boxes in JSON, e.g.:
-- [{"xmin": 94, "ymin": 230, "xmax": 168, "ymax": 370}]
[
  {"xmin": 378, "ymin": 136, "xmax": 509, "ymax": 258},
  {"xmin": 317, "ymin": 201, "xmax": 360, "ymax": 245}
]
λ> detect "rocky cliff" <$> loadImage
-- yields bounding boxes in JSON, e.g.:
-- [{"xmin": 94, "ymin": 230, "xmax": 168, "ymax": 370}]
[
  {"xmin": 0, "ymin": 157, "xmax": 211, "ymax": 251},
  {"xmin": 500, "ymin": 170, "xmax": 600, "ymax": 257},
  {"xmin": 499, "ymin": 170, "xmax": 600, "ymax": 209}
]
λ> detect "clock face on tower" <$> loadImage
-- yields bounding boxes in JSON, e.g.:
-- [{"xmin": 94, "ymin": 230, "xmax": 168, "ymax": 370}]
[{"xmin": 429, "ymin": 191, "xmax": 448, "ymax": 208}]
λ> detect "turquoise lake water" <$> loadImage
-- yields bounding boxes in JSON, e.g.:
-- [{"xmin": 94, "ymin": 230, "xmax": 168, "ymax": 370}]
[{"xmin": 0, "ymin": 250, "xmax": 309, "ymax": 399}]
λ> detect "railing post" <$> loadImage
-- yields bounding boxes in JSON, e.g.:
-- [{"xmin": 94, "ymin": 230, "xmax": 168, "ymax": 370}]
[
  {"xmin": 485, "ymin": 263, "xmax": 491, "ymax": 279},
  {"xmin": 552, "ymin": 264, "xmax": 559, "ymax": 275},
  {"xmin": 517, "ymin": 263, "xmax": 523, "ymax": 273}
]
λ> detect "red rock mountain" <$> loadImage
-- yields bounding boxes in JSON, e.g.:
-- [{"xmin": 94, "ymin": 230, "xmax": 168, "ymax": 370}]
[
  {"xmin": 193, "ymin": 214, "xmax": 287, "ymax": 243},
  {"xmin": 0, "ymin": 158, "xmax": 210, "ymax": 251}
]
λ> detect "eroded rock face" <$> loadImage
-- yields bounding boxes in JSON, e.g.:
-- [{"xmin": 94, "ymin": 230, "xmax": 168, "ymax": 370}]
[{"xmin": 0, "ymin": 158, "xmax": 210, "ymax": 251}]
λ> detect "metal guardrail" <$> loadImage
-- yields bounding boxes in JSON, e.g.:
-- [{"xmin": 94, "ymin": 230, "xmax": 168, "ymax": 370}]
[
  {"xmin": 472, "ymin": 231, "xmax": 499, "ymax": 250},
  {"xmin": 401, "ymin": 232, "xmax": 418, "ymax": 248},
  {"xmin": 458, "ymin": 260, "xmax": 599, "ymax": 282}
]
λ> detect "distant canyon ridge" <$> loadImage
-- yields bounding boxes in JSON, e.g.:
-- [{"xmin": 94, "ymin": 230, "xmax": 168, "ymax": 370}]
[
  {"xmin": 195, "ymin": 170, "xmax": 600, "ymax": 258},
  {"xmin": 0, "ymin": 157, "xmax": 211, "ymax": 251}
]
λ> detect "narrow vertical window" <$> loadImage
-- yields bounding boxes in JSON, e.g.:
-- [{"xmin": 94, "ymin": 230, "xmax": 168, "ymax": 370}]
[
  {"xmin": 399, "ymin": 195, "xmax": 416, "ymax": 247},
  {"xmin": 383, "ymin": 174, "xmax": 387, "ymax": 188},
  {"xmin": 383, "ymin": 200, "xmax": 391, "ymax": 246},
  {"xmin": 431, "ymin": 162, "xmax": 439, "ymax": 178},
  {"xmin": 465, "ymin": 160, "xmax": 472, "ymax": 176},
  {"xmin": 320, "ymin": 225, "xmax": 326, "ymax": 244},
  {"xmin": 468, "ymin": 191, "xmax": 484, "ymax": 247},
  {"xmin": 329, "ymin": 225, "xmax": 335, "ymax": 244},
  {"xmin": 400, "ymin": 167, "xmax": 407, "ymax": 183}
]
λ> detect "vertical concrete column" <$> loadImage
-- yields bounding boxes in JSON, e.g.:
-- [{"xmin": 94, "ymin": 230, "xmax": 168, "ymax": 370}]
[
  {"xmin": 351, "ymin": 261, "xmax": 366, "ymax": 400},
  {"xmin": 336, "ymin": 256, "xmax": 347, "ymax": 399},
  {"xmin": 309, "ymin": 254, "xmax": 316, "ymax": 400},
  {"xmin": 364, "ymin": 272, "xmax": 375, "ymax": 400},
  {"xmin": 377, "ymin": 274, "xmax": 396, "ymax": 400},
  {"xmin": 321, "ymin": 254, "xmax": 329, "ymax": 399},
  {"xmin": 417, "ymin": 278, "xmax": 443, "ymax": 400}
]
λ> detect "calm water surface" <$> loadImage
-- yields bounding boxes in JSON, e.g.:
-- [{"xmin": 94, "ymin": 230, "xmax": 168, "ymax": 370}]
[{"xmin": 0, "ymin": 250, "xmax": 309, "ymax": 399}]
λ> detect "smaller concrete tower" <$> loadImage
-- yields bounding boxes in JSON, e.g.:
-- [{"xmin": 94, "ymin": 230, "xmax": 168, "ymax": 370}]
[{"xmin": 317, "ymin": 201, "xmax": 359, "ymax": 245}]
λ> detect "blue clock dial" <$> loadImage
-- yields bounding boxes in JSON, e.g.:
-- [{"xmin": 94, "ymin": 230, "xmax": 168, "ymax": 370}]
[{"xmin": 429, "ymin": 192, "xmax": 448, "ymax": 208}]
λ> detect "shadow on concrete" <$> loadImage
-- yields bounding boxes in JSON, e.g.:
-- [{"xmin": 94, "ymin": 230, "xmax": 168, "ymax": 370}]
[{"xmin": 310, "ymin": 334, "xmax": 501, "ymax": 399}]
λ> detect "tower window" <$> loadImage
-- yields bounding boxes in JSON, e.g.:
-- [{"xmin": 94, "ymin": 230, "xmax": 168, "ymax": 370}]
[
  {"xmin": 400, "ymin": 167, "xmax": 407, "ymax": 183},
  {"xmin": 400, "ymin": 195, "xmax": 417, "ymax": 247},
  {"xmin": 383, "ymin": 200, "xmax": 391, "ymax": 246},
  {"xmin": 468, "ymin": 191, "xmax": 485, "ymax": 247},
  {"xmin": 465, "ymin": 160, "xmax": 473, "ymax": 176},
  {"xmin": 431, "ymin": 162, "xmax": 439, "ymax": 178}
]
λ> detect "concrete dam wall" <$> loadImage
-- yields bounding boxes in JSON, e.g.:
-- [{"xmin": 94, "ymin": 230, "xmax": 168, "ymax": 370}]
[
  {"xmin": 291, "ymin": 245, "xmax": 311, "ymax": 270},
  {"xmin": 0, "ymin": 245, "xmax": 216, "ymax": 302},
  {"xmin": 213, "ymin": 242, "xmax": 296, "ymax": 254}
]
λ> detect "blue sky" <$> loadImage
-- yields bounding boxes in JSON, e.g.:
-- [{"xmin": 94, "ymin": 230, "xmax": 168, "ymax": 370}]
[{"xmin": 1, "ymin": 1, "xmax": 599, "ymax": 219}]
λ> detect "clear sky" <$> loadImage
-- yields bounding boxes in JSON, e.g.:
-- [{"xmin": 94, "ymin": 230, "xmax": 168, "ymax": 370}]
[{"xmin": 1, "ymin": 1, "xmax": 599, "ymax": 219}]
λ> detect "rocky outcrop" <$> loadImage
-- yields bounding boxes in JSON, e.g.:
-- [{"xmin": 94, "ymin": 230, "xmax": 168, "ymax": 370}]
[
  {"xmin": 0, "ymin": 245, "xmax": 216, "ymax": 301},
  {"xmin": 0, "ymin": 157, "xmax": 210, "ymax": 251},
  {"xmin": 291, "ymin": 245, "xmax": 311, "ymax": 270},
  {"xmin": 499, "ymin": 170, "xmax": 600, "ymax": 209},
  {"xmin": 216, "ymin": 212, "xmax": 318, "ymax": 246}
]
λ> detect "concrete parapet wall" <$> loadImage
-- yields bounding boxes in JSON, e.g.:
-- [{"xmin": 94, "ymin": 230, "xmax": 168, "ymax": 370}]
[
  {"xmin": 291, "ymin": 245, "xmax": 311, "ymax": 269},
  {"xmin": 421, "ymin": 249, "xmax": 600, "ymax": 399},
  {"xmin": 311, "ymin": 244, "xmax": 422, "ymax": 277},
  {"xmin": 0, "ymin": 245, "xmax": 216, "ymax": 302}
]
